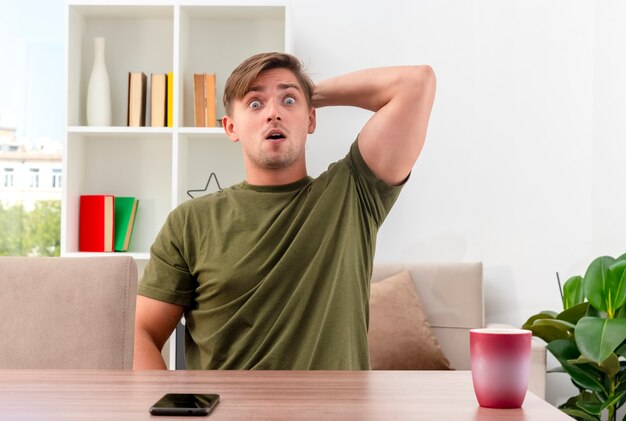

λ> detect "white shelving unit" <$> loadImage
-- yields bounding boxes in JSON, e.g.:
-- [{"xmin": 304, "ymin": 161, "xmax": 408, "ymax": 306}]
[
  {"xmin": 62, "ymin": 1, "xmax": 291, "ymax": 261},
  {"xmin": 63, "ymin": 1, "xmax": 290, "ymax": 369}
]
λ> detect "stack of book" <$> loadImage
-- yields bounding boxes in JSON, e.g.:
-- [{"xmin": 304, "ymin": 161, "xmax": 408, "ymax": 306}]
[
  {"xmin": 127, "ymin": 71, "xmax": 216, "ymax": 127},
  {"xmin": 79, "ymin": 195, "xmax": 139, "ymax": 252},
  {"xmin": 193, "ymin": 73, "xmax": 217, "ymax": 127},
  {"xmin": 127, "ymin": 71, "xmax": 173, "ymax": 128},
  {"xmin": 127, "ymin": 72, "xmax": 147, "ymax": 127}
]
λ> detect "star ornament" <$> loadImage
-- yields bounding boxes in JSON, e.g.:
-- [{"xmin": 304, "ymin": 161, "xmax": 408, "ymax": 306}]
[{"xmin": 187, "ymin": 172, "xmax": 223, "ymax": 199}]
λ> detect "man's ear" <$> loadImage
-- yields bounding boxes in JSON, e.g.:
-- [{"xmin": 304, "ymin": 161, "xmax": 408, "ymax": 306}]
[
  {"xmin": 307, "ymin": 108, "xmax": 316, "ymax": 134},
  {"xmin": 222, "ymin": 115, "xmax": 239, "ymax": 142}
]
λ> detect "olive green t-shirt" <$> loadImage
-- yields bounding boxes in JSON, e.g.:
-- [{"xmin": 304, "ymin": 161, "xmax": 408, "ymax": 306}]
[{"xmin": 138, "ymin": 141, "xmax": 404, "ymax": 369}]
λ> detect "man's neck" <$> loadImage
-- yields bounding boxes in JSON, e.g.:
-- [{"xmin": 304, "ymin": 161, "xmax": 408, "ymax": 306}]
[{"xmin": 245, "ymin": 163, "xmax": 308, "ymax": 187}]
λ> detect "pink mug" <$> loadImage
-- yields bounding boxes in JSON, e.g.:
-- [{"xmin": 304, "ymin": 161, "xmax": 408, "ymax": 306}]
[{"xmin": 470, "ymin": 328, "xmax": 532, "ymax": 408}]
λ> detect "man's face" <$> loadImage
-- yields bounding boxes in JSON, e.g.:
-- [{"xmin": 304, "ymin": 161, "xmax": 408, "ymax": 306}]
[{"xmin": 223, "ymin": 68, "xmax": 316, "ymax": 173}]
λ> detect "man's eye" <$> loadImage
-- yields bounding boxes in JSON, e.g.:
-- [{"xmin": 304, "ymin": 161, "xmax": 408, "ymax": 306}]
[
  {"xmin": 249, "ymin": 100, "xmax": 261, "ymax": 109},
  {"xmin": 284, "ymin": 96, "xmax": 296, "ymax": 105}
]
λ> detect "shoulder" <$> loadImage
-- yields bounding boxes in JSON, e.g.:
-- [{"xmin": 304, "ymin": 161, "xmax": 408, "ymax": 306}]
[
  {"xmin": 315, "ymin": 139, "xmax": 378, "ymax": 183},
  {"xmin": 314, "ymin": 142, "xmax": 358, "ymax": 183}
]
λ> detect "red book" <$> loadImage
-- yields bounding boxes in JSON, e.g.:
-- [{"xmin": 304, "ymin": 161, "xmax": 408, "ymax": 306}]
[{"xmin": 79, "ymin": 195, "xmax": 115, "ymax": 252}]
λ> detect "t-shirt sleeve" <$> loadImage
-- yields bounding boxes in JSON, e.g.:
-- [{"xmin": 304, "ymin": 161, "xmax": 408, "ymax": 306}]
[
  {"xmin": 138, "ymin": 208, "xmax": 196, "ymax": 307},
  {"xmin": 346, "ymin": 138, "xmax": 407, "ymax": 227}
]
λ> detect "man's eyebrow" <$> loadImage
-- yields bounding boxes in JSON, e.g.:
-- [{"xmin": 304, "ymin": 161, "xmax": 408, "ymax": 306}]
[
  {"xmin": 246, "ymin": 83, "xmax": 301, "ymax": 94},
  {"xmin": 278, "ymin": 83, "xmax": 301, "ymax": 91},
  {"xmin": 247, "ymin": 85, "xmax": 264, "ymax": 93}
]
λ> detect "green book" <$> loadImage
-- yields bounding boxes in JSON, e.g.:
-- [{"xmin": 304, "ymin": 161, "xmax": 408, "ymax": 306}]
[{"xmin": 114, "ymin": 197, "xmax": 139, "ymax": 252}]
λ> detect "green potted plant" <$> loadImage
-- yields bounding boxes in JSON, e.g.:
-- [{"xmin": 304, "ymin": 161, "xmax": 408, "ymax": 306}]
[{"xmin": 523, "ymin": 253, "xmax": 626, "ymax": 421}]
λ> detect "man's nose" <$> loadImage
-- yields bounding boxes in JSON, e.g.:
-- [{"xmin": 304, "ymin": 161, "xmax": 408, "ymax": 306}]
[{"xmin": 265, "ymin": 99, "xmax": 281, "ymax": 122}]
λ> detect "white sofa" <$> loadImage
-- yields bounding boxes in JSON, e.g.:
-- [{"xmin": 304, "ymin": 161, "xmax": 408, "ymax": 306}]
[{"xmin": 371, "ymin": 262, "xmax": 546, "ymax": 399}]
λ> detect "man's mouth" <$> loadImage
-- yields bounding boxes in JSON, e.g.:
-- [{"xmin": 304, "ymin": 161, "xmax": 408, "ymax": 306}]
[{"xmin": 265, "ymin": 129, "xmax": 286, "ymax": 141}]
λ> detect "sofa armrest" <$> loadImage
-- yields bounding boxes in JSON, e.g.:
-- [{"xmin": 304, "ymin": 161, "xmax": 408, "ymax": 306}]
[{"xmin": 485, "ymin": 323, "xmax": 547, "ymax": 400}]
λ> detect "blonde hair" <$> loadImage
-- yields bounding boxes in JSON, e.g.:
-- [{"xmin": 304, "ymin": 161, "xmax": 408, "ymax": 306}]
[{"xmin": 223, "ymin": 52, "xmax": 314, "ymax": 115}]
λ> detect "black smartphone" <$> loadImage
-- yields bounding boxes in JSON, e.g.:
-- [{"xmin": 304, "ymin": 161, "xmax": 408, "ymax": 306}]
[{"xmin": 149, "ymin": 393, "xmax": 220, "ymax": 416}]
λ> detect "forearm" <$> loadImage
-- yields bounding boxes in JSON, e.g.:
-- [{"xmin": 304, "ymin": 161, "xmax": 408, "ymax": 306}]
[{"xmin": 311, "ymin": 65, "xmax": 434, "ymax": 112}]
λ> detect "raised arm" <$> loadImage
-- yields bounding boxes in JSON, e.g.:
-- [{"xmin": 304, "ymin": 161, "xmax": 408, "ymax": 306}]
[
  {"xmin": 133, "ymin": 295, "xmax": 184, "ymax": 370},
  {"xmin": 312, "ymin": 65, "xmax": 436, "ymax": 185}
]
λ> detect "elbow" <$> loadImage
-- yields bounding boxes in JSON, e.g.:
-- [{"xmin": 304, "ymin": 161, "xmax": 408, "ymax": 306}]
[
  {"xmin": 402, "ymin": 65, "xmax": 436, "ymax": 106},
  {"xmin": 412, "ymin": 65, "xmax": 436, "ymax": 92},
  {"xmin": 390, "ymin": 65, "xmax": 436, "ymax": 106},
  {"xmin": 418, "ymin": 64, "xmax": 435, "ymax": 78}
]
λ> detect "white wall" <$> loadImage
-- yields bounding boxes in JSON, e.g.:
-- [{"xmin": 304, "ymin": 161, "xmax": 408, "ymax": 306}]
[
  {"xmin": 291, "ymin": 0, "xmax": 626, "ymax": 405},
  {"xmin": 593, "ymin": 2, "xmax": 626, "ymax": 255}
]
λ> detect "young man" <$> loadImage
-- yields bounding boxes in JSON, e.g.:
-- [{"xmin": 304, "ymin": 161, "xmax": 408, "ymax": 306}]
[{"xmin": 134, "ymin": 52, "xmax": 436, "ymax": 370}]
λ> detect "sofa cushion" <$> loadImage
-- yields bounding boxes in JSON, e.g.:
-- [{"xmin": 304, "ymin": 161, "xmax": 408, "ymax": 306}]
[{"xmin": 368, "ymin": 270, "xmax": 451, "ymax": 370}]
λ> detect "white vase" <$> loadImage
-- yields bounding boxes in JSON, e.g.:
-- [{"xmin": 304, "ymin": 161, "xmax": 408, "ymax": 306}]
[{"xmin": 86, "ymin": 37, "xmax": 112, "ymax": 126}]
